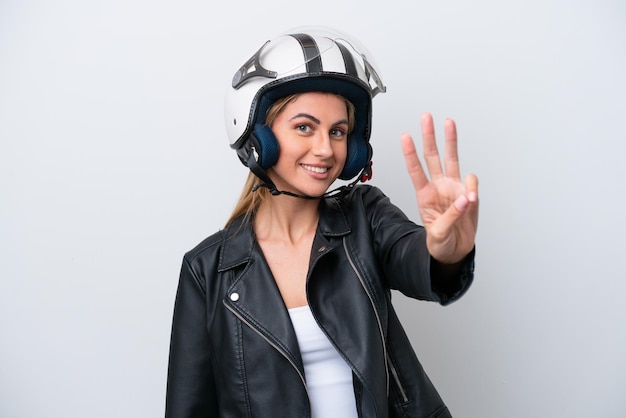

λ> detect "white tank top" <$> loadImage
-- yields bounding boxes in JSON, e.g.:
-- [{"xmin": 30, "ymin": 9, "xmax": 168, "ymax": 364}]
[{"xmin": 288, "ymin": 305, "xmax": 359, "ymax": 418}]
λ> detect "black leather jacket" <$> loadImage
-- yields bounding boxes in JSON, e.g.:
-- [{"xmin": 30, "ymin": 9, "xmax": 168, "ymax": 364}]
[{"xmin": 166, "ymin": 185, "xmax": 474, "ymax": 418}]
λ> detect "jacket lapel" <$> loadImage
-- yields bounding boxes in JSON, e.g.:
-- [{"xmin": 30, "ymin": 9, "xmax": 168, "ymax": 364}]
[{"xmin": 219, "ymin": 217, "xmax": 304, "ymax": 373}]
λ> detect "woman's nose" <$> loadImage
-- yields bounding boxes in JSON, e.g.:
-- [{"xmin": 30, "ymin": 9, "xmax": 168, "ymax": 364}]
[{"xmin": 311, "ymin": 132, "xmax": 332, "ymax": 157}]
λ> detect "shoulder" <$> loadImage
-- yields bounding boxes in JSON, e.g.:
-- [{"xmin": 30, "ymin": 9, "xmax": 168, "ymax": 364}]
[
  {"xmin": 339, "ymin": 184, "xmax": 409, "ymax": 223},
  {"xmin": 345, "ymin": 183, "xmax": 387, "ymax": 201},
  {"xmin": 177, "ymin": 230, "xmax": 226, "ymax": 287},
  {"xmin": 182, "ymin": 216, "xmax": 255, "ymax": 275},
  {"xmin": 184, "ymin": 229, "xmax": 225, "ymax": 264},
  {"xmin": 341, "ymin": 184, "xmax": 397, "ymax": 209}
]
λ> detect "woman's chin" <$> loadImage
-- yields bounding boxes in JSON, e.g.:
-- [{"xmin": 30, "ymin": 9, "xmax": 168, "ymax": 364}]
[
  {"xmin": 271, "ymin": 176, "xmax": 338, "ymax": 198},
  {"xmin": 278, "ymin": 183, "xmax": 333, "ymax": 198}
]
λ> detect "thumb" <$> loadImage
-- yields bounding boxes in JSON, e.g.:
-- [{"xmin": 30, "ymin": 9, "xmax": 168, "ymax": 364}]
[
  {"xmin": 431, "ymin": 194, "xmax": 469, "ymax": 238},
  {"xmin": 454, "ymin": 194, "xmax": 470, "ymax": 213}
]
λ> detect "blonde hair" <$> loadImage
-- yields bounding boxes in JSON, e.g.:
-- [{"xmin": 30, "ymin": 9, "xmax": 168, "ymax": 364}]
[{"xmin": 225, "ymin": 93, "xmax": 356, "ymax": 227}]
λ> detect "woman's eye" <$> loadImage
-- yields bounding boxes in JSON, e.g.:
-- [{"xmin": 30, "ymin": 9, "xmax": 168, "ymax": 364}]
[
  {"xmin": 331, "ymin": 128, "xmax": 347, "ymax": 138},
  {"xmin": 296, "ymin": 124, "xmax": 311, "ymax": 133}
]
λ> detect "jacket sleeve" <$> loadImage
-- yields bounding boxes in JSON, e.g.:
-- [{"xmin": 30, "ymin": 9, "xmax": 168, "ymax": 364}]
[
  {"xmin": 165, "ymin": 256, "xmax": 218, "ymax": 417},
  {"xmin": 359, "ymin": 185, "xmax": 474, "ymax": 305}
]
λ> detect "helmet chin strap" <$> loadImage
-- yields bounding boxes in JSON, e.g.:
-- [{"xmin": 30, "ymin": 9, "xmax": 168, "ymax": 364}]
[
  {"xmin": 247, "ymin": 151, "xmax": 372, "ymax": 200},
  {"xmin": 246, "ymin": 149, "xmax": 281, "ymax": 196}
]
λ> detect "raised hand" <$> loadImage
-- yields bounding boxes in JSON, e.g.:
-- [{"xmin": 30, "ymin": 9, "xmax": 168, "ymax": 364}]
[{"xmin": 401, "ymin": 112, "xmax": 479, "ymax": 264}]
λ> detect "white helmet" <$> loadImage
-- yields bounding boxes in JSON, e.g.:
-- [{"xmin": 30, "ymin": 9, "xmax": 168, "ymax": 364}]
[{"xmin": 224, "ymin": 26, "xmax": 386, "ymax": 182}]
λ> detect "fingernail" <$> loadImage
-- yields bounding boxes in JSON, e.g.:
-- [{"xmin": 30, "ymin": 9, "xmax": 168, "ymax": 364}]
[
  {"xmin": 455, "ymin": 195, "xmax": 469, "ymax": 212},
  {"xmin": 468, "ymin": 191, "xmax": 477, "ymax": 202}
]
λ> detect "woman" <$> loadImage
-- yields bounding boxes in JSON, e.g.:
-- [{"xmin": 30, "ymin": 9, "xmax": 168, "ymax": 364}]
[{"xmin": 166, "ymin": 27, "xmax": 479, "ymax": 418}]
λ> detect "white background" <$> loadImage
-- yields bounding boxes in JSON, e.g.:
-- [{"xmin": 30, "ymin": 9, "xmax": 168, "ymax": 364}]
[{"xmin": 2, "ymin": 0, "xmax": 625, "ymax": 417}]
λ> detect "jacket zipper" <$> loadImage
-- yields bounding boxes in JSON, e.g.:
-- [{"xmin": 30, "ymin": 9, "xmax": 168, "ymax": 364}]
[
  {"xmin": 223, "ymin": 301, "xmax": 312, "ymax": 410},
  {"xmin": 343, "ymin": 238, "xmax": 390, "ymax": 394},
  {"xmin": 343, "ymin": 238, "xmax": 410, "ymax": 404},
  {"xmin": 387, "ymin": 353, "xmax": 409, "ymax": 403}
]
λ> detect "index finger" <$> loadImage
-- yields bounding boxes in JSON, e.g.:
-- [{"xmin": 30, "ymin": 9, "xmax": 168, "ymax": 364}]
[{"xmin": 401, "ymin": 131, "xmax": 429, "ymax": 191}]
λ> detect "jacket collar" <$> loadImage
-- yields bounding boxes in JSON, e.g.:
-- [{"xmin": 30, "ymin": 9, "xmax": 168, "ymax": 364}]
[{"xmin": 217, "ymin": 196, "xmax": 351, "ymax": 272}]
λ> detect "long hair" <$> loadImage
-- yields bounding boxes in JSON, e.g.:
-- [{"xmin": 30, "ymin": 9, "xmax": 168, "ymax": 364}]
[{"xmin": 224, "ymin": 93, "xmax": 355, "ymax": 227}]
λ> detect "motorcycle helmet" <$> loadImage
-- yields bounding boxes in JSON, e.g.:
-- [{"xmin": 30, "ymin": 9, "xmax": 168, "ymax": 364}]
[{"xmin": 224, "ymin": 26, "xmax": 386, "ymax": 184}]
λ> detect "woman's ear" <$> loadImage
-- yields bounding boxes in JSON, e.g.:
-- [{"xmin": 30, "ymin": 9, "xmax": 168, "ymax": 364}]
[
  {"xmin": 339, "ymin": 135, "xmax": 371, "ymax": 180},
  {"xmin": 251, "ymin": 124, "xmax": 280, "ymax": 169}
]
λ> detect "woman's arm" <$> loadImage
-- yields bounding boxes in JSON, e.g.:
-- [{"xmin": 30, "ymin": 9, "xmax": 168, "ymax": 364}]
[{"xmin": 165, "ymin": 257, "xmax": 218, "ymax": 417}]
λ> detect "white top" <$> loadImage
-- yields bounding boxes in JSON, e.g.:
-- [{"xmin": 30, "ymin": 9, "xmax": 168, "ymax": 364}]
[{"xmin": 288, "ymin": 305, "xmax": 359, "ymax": 418}]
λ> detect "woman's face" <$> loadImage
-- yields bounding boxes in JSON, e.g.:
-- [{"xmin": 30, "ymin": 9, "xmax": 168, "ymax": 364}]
[{"xmin": 268, "ymin": 92, "xmax": 349, "ymax": 197}]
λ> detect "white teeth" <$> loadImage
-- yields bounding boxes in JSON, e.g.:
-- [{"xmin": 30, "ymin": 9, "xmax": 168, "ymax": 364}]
[{"xmin": 302, "ymin": 164, "xmax": 328, "ymax": 174}]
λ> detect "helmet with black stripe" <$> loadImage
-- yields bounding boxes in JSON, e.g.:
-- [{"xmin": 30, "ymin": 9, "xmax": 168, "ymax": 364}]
[{"xmin": 224, "ymin": 26, "xmax": 386, "ymax": 185}]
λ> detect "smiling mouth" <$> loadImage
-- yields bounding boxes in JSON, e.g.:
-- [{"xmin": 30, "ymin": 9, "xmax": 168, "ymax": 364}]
[{"xmin": 301, "ymin": 164, "xmax": 329, "ymax": 174}]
